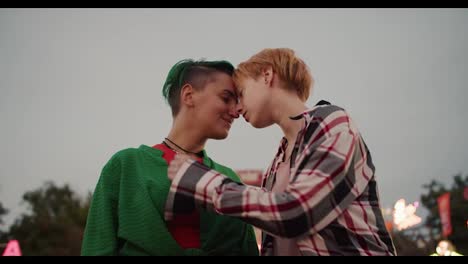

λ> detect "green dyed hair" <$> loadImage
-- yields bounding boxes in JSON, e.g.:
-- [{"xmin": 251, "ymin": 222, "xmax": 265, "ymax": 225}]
[{"xmin": 162, "ymin": 59, "xmax": 234, "ymax": 116}]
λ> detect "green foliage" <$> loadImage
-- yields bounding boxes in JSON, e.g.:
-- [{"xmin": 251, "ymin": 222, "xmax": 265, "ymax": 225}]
[
  {"xmin": 5, "ymin": 181, "xmax": 91, "ymax": 256},
  {"xmin": 0, "ymin": 202, "xmax": 7, "ymax": 225},
  {"xmin": 420, "ymin": 173, "xmax": 468, "ymax": 255},
  {"xmin": 0, "ymin": 202, "xmax": 8, "ymax": 243}
]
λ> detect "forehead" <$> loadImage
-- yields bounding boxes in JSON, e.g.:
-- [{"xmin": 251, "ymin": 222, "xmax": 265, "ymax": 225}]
[
  {"xmin": 439, "ymin": 242, "xmax": 449, "ymax": 247},
  {"xmin": 206, "ymin": 72, "xmax": 235, "ymax": 92},
  {"xmin": 233, "ymin": 76, "xmax": 255, "ymax": 92}
]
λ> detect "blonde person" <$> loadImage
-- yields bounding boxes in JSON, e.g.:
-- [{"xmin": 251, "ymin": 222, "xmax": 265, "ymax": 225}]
[
  {"xmin": 431, "ymin": 240, "xmax": 463, "ymax": 256},
  {"xmin": 166, "ymin": 48, "xmax": 396, "ymax": 256}
]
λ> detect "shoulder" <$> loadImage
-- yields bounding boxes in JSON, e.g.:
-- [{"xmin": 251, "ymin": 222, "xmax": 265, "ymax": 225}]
[
  {"xmin": 111, "ymin": 147, "xmax": 143, "ymax": 160},
  {"xmin": 99, "ymin": 147, "xmax": 138, "ymax": 174},
  {"xmin": 305, "ymin": 102, "xmax": 357, "ymax": 141},
  {"xmin": 103, "ymin": 147, "xmax": 137, "ymax": 167},
  {"xmin": 306, "ymin": 102, "xmax": 352, "ymax": 133},
  {"xmin": 108, "ymin": 145, "xmax": 165, "ymax": 163},
  {"xmin": 97, "ymin": 146, "xmax": 164, "ymax": 187},
  {"xmin": 102, "ymin": 146, "xmax": 158, "ymax": 172},
  {"xmin": 310, "ymin": 102, "xmax": 348, "ymax": 121}
]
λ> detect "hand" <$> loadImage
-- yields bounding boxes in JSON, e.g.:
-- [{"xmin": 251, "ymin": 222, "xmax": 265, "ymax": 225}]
[{"xmin": 168, "ymin": 153, "xmax": 191, "ymax": 181}]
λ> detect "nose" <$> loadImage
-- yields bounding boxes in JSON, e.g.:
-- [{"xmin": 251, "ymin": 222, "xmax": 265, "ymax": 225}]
[{"xmin": 229, "ymin": 103, "xmax": 240, "ymax": 119}]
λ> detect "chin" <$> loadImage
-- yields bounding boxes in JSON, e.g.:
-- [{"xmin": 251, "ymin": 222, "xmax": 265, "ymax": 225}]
[
  {"xmin": 250, "ymin": 120, "xmax": 272, "ymax": 129},
  {"xmin": 252, "ymin": 124, "xmax": 268, "ymax": 129},
  {"xmin": 210, "ymin": 131, "xmax": 229, "ymax": 140}
]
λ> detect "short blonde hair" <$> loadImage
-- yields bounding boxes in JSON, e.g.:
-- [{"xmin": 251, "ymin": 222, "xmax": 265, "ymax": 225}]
[{"xmin": 233, "ymin": 48, "xmax": 313, "ymax": 101}]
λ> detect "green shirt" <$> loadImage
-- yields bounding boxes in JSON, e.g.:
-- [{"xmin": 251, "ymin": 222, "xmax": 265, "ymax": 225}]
[{"xmin": 81, "ymin": 145, "xmax": 259, "ymax": 256}]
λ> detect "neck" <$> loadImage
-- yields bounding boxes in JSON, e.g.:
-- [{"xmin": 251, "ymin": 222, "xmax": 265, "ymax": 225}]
[
  {"xmin": 166, "ymin": 115, "xmax": 206, "ymax": 154},
  {"xmin": 272, "ymin": 92, "xmax": 308, "ymax": 144}
]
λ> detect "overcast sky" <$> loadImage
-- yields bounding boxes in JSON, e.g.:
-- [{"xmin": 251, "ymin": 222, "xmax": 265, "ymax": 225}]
[{"xmin": 1, "ymin": 8, "xmax": 467, "ymax": 229}]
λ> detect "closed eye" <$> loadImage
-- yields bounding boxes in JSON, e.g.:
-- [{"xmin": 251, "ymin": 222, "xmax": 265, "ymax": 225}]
[
  {"xmin": 222, "ymin": 90, "xmax": 237, "ymax": 105},
  {"xmin": 221, "ymin": 96, "xmax": 230, "ymax": 103}
]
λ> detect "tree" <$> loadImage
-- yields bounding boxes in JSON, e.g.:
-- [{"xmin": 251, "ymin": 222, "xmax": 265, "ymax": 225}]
[
  {"xmin": 5, "ymin": 181, "xmax": 91, "ymax": 256},
  {"xmin": 391, "ymin": 230, "xmax": 427, "ymax": 256},
  {"xmin": 420, "ymin": 173, "xmax": 468, "ymax": 255},
  {"xmin": 0, "ymin": 202, "xmax": 8, "ymax": 242},
  {"xmin": 0, "ymin": 202, "xmax": 7, "ymax": 226}
]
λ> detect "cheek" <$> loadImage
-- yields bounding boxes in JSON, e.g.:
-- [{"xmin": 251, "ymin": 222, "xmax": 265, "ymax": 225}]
[
  {"xmin": 243, "ymin": 94, "xmax": 254, "ymax": 108},
  {"xmin": 206, "ymin": 103, "xmax": 227, "ymax": 117},
  {"xmin": 248, "ymin": 94, "xmax": 263, "ymax": 109}
]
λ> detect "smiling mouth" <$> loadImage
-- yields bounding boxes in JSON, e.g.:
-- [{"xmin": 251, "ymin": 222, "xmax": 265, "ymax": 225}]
[{"xmin": 222, "ymin": 118, "xmax": 233, "ymax": 127}]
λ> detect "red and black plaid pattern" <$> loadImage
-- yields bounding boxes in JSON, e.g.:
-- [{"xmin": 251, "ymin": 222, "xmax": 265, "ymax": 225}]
[{"xmin": 165, "ymin": 102, "xmax": 396, "ymax": 256}]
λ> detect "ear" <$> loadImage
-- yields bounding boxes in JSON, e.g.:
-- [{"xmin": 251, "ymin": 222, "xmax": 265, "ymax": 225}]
[
  {"xmin": 262, "ymin": 66, "xmax": 274, "ymax": 87},
  {"xmin": 180, "ymin": 83, "xmax": 195, "ymax": 107}
]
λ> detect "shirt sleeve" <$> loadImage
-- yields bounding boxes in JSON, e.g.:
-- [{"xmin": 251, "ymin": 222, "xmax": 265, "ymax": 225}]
[
  {"xmin": 166, "ymin": 110, "xmax": 371, "ymax": 239},
  {"xmin": 81, "ymin": 158, "xmax": 120, "ymax": 255}
]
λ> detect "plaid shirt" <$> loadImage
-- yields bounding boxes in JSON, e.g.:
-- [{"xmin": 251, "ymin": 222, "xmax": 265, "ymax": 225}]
[{"xmin": 165, "ymin": 101, "xmax": 396, "ymax": 256}]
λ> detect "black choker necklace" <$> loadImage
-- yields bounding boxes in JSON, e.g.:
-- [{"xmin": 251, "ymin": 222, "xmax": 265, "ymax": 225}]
[{"xmin": 164, "ymin": 137, "xmax": 203, "ymax": 156}]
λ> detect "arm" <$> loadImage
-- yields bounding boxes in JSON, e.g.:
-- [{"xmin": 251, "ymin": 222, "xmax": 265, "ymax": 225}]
[
  {"xmin": 81, "ymin": 158, "xmax": 120, "ymax": 255},
  {"xmin": 166, "ymin": 110, "xmax": 369, "ymax": 239}
]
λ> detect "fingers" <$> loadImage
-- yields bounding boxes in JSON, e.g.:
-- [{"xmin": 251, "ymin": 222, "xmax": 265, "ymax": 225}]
[
  {"xmin": 174, "ymin": 153, "xmax": 190, "ymax": 163},
  {"xmin": 167, "ymin": 153, "xmax": 191, "ymax": 181}
]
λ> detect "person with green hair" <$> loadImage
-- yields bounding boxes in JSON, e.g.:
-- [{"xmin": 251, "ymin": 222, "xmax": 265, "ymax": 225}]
[{"xmin": 81, "ymin": 59, "xmax": 259, "ymax": 256}]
